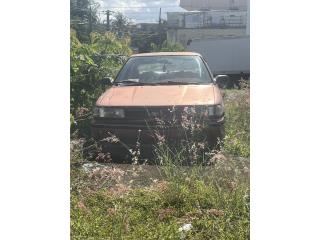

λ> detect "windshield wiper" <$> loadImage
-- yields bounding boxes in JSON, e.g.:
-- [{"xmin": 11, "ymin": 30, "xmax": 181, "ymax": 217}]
[
  {"xmin": 153, "ymin": 81, "xmax": 202, "ymax": 85},
  {"xmin": 114, "ymin": 80, "xmax": 147, "ymax": 86},
  {"xmin": 115, "ymin": 80, "xmax": 205, "ymax": 86}
]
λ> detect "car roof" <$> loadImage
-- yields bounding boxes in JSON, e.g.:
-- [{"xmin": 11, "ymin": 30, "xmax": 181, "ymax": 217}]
[{"xmin": 131, "ymin": 52, "xmax": 202, "ymax": 57}]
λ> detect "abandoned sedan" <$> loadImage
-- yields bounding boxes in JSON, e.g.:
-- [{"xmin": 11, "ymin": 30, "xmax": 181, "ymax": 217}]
[{"xmin": 91, "ymin": 52, "xmax": 226, "ymax": 158}]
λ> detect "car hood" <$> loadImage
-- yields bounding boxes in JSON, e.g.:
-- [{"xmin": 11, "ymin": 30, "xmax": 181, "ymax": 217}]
[{"xmin": 97, "ymin": 84, "xmax": 221, "ymax": 107}]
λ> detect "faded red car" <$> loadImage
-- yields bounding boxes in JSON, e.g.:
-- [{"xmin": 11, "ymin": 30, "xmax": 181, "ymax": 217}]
[{"xmin": 91, "ymin": 52, "xmax": 227, "ymax": 158}]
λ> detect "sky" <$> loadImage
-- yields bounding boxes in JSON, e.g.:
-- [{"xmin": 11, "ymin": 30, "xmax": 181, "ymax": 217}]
[{"xmin": 96, "ymin": 0, "xmax": 186, "ymax": 23}]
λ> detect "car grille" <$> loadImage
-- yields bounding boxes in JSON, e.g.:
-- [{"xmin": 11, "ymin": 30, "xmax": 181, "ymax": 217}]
[{"xmin": 125, "ymin": 107, "xmax": 181, "ymax": 120}]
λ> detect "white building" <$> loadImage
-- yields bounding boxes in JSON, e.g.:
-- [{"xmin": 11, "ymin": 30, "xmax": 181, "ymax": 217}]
[
  {"xmin": 246, "ymin": 0, "xmax": 250, "ymax": 35},
  {"xmin": 167, "ymin": 0, "xmax": 250, "ymax": 46},
  {"xmin": 180, "ymin": 0, "xmax": 248, "ymax": 11},
  {"xmin": 167, "ymin": 9, "xmax": 248, "ymax": 46},
  {"xmin": 167, "ymin": 10, "xmax": 247, "ymax": 29}
]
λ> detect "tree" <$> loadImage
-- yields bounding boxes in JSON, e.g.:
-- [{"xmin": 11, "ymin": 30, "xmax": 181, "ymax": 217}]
[
  {"xmin": 151, "ymin": 40, "xmax": 185, "ymax": 52},
  {"xmin": 70, "ymin": 0, "xmax": 100, "ymax": 43},
  {"xmin": 131, "ymin": 33, "xmax": 160, "ymax": 53},
  {"xmin": 111, "ymin": 12, "xmax": 130, "ymax": 35}
]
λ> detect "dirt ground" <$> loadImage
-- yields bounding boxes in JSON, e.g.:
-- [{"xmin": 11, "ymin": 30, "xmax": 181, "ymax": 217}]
[{"xmin": 72, "ymin": 157, "xmax": 249, "ymax": 189}]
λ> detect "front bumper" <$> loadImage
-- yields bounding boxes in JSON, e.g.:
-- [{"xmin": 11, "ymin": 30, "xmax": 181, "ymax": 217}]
[{"xmin": 90, "ymin": 118, "xmax": 224, "ymax": 157}]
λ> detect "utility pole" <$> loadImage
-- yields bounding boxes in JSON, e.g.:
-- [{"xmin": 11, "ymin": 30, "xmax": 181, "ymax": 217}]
[
  {"xmin": 88, "ymin": 6, "xmax": 93, "ymax": 34},
  {"xmin": 106, "ymin": 10, "xmax": 111, "ymax": 31},
  {"xmin": 202, "ymin": 12, "xmax": 205, "ymax": 27},
  {"xmin": 103, "ymin": 10, "xmax": 113, "ymax": 31},
  {"xmin": 158, "ymin": 8, "xmax": 162, "ymax": 45}
]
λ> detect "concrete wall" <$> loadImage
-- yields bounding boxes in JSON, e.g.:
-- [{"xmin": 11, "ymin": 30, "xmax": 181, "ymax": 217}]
[{"xmin": 167, "ymin": 28, "xmax": 247, "ymax": 46}]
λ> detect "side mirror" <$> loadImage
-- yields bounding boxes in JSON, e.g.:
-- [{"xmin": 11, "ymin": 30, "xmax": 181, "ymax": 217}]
[
  {"xmin": 215, "ymin": 75, "xmax": 230, "ymax": 89},
  {"xmin": 100, "ymin": 77, "xmax": 113, "ymax": 86}
]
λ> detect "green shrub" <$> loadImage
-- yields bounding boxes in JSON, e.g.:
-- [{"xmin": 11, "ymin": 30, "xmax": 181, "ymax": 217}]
[
  {"xmin": 70, "ymin": 29, "xmax": 132, "ymax": 136},
  {"xmin": 151, "ymin": 40, "xmax": 185, "ymax": 52}
]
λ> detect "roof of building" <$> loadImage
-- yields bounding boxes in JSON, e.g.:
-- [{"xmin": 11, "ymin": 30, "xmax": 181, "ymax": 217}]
[{"xmin": 131, "ymin": 52, "xmax": 201, "ymax": 57}]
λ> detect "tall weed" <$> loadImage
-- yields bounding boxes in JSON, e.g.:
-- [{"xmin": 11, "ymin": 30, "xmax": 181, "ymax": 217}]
[{"xmin": 222, "ymin": 87, "xmax": 250, "ymax": 157}]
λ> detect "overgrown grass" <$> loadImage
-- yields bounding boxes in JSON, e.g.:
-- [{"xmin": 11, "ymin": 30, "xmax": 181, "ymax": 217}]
[
  {"xmin": 71, "ymin": 89, "xmax": 250, "ymax": 239},
  {"xmin": 71, "ymin": 160, "xmax": 249, "ymax": 239},
  {"xmin": 222, "ymin": 88, "xmax": 250, "ymax": 158}
]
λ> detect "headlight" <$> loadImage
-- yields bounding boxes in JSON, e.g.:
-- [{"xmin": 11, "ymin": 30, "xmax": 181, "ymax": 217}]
[
  {"xmin": 184, "ymin": 105, "xmax": 224, "ymax": 118},
  {"xmin": 93, "ymin": 107, "xmax": 125, "ymax": 118},
  {"xmin": 93, "ymin": 107, "xmax": 100, "ymax": 117},
  {"xmin": 208, "ymin": 104, "xmax": 224, "ymax": 117}
]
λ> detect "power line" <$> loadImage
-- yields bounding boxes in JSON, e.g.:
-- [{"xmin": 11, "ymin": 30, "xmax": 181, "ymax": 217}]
[
  {"xmin": 103, "ymin": 11, "xmax": 159, "ymax": 14},
  {"xmin": 100, "ymin": 5, "xmax": 234, "ymax": 9},
  {"xmin": 101, "ymin": 6, "xmax": 181, "ymax": 9},
  {"xmin": 71, "ymin": 19, "xmax": 159, "ymax": 25},
  {"xmin": 98, "ymin": 10, "xmax": 181, "ymax": 14}
]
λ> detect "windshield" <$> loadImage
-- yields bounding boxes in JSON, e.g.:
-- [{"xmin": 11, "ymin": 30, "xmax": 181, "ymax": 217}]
[{"xmin": 115, "ymin": 56, "xmax": 213, "ymax": 85}]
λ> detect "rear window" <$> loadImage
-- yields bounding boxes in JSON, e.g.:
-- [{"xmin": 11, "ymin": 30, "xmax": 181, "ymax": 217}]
[{"xmin": 115, "ymin": 56, "xmax": 213, "ymax": 84}]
